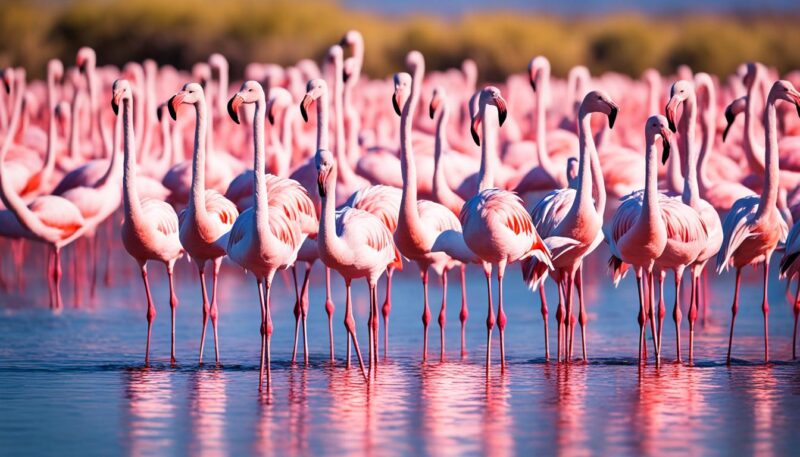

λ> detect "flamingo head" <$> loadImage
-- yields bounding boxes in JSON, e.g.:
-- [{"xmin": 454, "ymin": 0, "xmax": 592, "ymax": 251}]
[
  {"xmin": 743, "ymin": 62, "xmax": 762, "ymax": 88},
  {"xmin": 266, "ymin": 87, "xmax": 292, "ymax": 125},
  {"xmin": 580, "ymin": 90, "xmax": 618, "ymax": 129},
  {"xmin": 646, "ymin": 115, "xmax": 672, "ymax": 164},
  {"xmin": 300, "ymin": 78, "xmax": 326, "ymax": 123},
  {"xmin": 393, "ymin": 72, "xmax": 412, "ymax": 117},
  {"xmin": 111, "ymin": 79, "xmax": 132, "ymax": 116},
  {"xmin": 665, "ymin": 80, "xmax": 694, "ymax": 133},
  {"xmin": 340, "ymin": 30, "xmax": 363, "ymax": 50},
  {"xmin": 471, "ymin": 86, "xmax": 507, "ymax": 146},
  {"xmin": 192, "ymin": 63, "xmax": 211, "ymax": 90},
  {"xmin": 48, "ymin": 59, "xmax": 64, "ymax": 85},
  {"xmin": 76, "ymin": 47, "xmax": 95, "ymax": 73},
  {"xmin": 722, "ymin": 96, "xmax": 747, "ymax": 142},
  {"xmin": 208, "ymin": 53, "xmax": 228, "ymax": 72},
  {"xmin": 342, "ymin": 57, "xmax": 356, "ymax": 84},
  {"xmin": 55, "ymin": 101, "xmax": 70, "ymax": 131},
  {"xmin": 429, "ymin": 86, "xmax": 446, "ymax": 119},
  {"xmin": 167, "ymin": 82, "xmax": 203, "ymax": 121},
  {"xmin": 315, "ymin": 148, "xmax": 336, "ymax": 198},
  {"xmin": 528, "ymin": 56, "xmax": 549, "ymax": 92},
  {"xmin": 769, "ymin": 80, "xmax": 800, "ymax": 118},
  {"xmin": 1, "ymin": 68, "xmax": 12, "ymax": 94},
  {"xmin": 227, "ymin": 80, "xmax": 264, "ymax": 124}
]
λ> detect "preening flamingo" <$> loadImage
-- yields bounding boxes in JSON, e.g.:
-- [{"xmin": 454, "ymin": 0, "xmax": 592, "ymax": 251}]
[
  {"xmin": 113, "ymin": 80, "xmax": 183, "ymax": 365},
  {"xmin": 461, "ymin": 86, "xmax": 552, "ymax": 367},
  {"xmin": 717, "ymin": 80, "xmax": 799, "ymax": 363},
  {"xmin": 168, "ymin": 82, "xmax": 239, "ymax": 365}
]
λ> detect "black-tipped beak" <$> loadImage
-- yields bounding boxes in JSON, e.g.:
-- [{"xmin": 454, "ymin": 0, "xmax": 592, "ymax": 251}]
[
  {"xmin": 429, "ymin": 95, "xmax": 440, "ymax": 120},
  {"xmin": 608, "ymin": 106, "xmax": 618, "ymax": 129},
  {"xmin": 471, "ymin": 115, "xmax": 481, "ymax": 146},
  {"xmin": 167, "ymin": 95, "xmax": 178, "ymax": 121},
  {"xmin": 156, "ymin": 105, "xmax": 163, "ymax": 122},
  {"xmin": 111, "ymin": 97, "xmax": 119, "ymax": 116},
  {"xmin": 227, "ymin": 94, "xmax": 242, "ymax": 124},
  {"xmin": 300, "ymin": 94, "xmax": 312, "ymax": 123},
  {"xmin": 342, "ymin": 69, "xmax": 350, "ymax": 84},
  {"xmin": 722, "ymin": 105, "xmax": 735, "ymax": 142},
  {"xmin": 495, "ymin": 95, "xmax": 507, "ymax": 126},
  {"xmin": 316, "ymin": 171, "xmax": 327, "ymax": 198},
  {"xmin": 267, "ymin": 103, "xmax": 276, "ymax": 125},
  {"xmin": 660, "ymin": 129, "xmax": 671, "ymax": 165},
  {"xmin": 665, "ymin": 100, "xmax": 677, "ymax": 133},
  {"xmin": 2, "ymin": 77, "xmax": 10, "ymax": 95},
  {"xmin": 392, "ymin": 92, "xmax": 402, "ymax": 116}
]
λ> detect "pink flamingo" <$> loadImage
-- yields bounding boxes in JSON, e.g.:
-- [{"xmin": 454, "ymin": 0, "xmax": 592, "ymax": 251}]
[
  {"xmin": 780, "ymin": 219, "xmax": 800, "ymax": 358},
  {"xmin": 664, "ymin": 79, "xmax": 723, "ymax": 362},
  {"xmin": 113, "ymin": 80, "xmax": 183, "ymax": 365},
  {"xmin": 225, "ymin": 80, "xmax": 307, "ymax": 390},
  {"xmin": 523, "ymin": 90, "xmax": 617, "ymax": 362},
  {"xmin": 168, "ymin": 82, "xmax": 239, "ymax": 365},
  {"xmin": 392, "ymin": 52, "xmax": 468, "ymax": 361},
  {"xmin": 607, "ymin": 115, "xmax": 671, "ymax": 364},
  {"xmin": 717, "ymin": 80, "xmax": 799, "ymax": 364},
  {"xmin": 0, "ymin": 68, "xmax": 85, "ymax": 310},
  {"xmin": 461, "ymin": 86, "xmax": 552, "ymax": 366},
  {"xmin": 316, "ymin": 148, "xmax": 402, "ymax": 377}
]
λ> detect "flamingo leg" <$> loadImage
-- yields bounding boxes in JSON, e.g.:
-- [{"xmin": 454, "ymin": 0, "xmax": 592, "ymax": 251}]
[
  {"xmin": 54, "ymin": 247, "xmax": 63, "ymax": 311},
  {"xmin": 539, "ymin": 283, "xmax": 550, "ymax": 361},
  {"xmin": 344, "ymin": 280, "xmax": 367, "ymax": 380},
  {"xmin": 257, "ymin": 279, "xmax": 266, "ymax": 391},
  {"xmin": 726, "ymin": 268, "xmax": 742, "ymax": 364},
  {"xmin": 167, "ymin": 262, "xmax": 178, "ymax": 366},
  {"xmin": 688, "ymin": 274, "xmax": 699, "ymax": 363},
  {"xmin": 104, "ymin": 221, "xmax": 113, "ymax": 287},
  {"xmin": 648, "ymin": 270, "xmax": 659, "ymax": 365},
  {"xmin": 291, "ymin": 266, "xmax": 301, "ymax": 364},
  {"xmin": 576, "ymin": 266, "xmax": 587, "ymax": 362},
  {"xmin": 439, "ymin": 266, "xmax": 449, "ymax": 361},
  {"xmin": 762, "ymin": 259, "xmax": 770, "ymax": 363},
  {"xmin": 497, "ymin": 262, "xmax": 508, "ymax": 367},
  {"xmin": 367, "ymin": 280, "xmax": 374, "ymax": 374},
  {"xmin": 301, "ymin": 263, "xmax": 311, "ymax": 365},
  {"xmin": 657, "ymin": 271, "xmax": 665, "ymax": 355},
  {"xmin": 73, "ymin": 240, "xmax": 81, "ymax": 307},
  {"xmin": 197, "ymin": 263, "xmax": 211, "ymax": 363},
  {"xmin": 210, "ymin": 258, "xmax": 222, "ymax": 364},
  {"xmin": 673, "ymin": 270, "xmax": 683, "ymax": 363},
  {"xmin": 556, "ymin": 278, "xmax": 565, "ymax": 362},
  {"xmin": 382, "ymin": 267, "xmax": 394, "ymax": 359},
  {"xmin": 636, "ymin": 271, "xmax": 646, "ymax": 364},
  {"xmin": 141, "ymin": 264, "xmax": 156, "ymax": 366},
  {"xmin": 421, "ymin": 267, "xmax": 431, "ymax": 361},
  {"xmin": 565, "ymin": 272, "xmax": 574, "ymax": 361},
  {"xmin": 793, "ymin": 279, "xmax": 800, "ymax": 360},
  {"xmin": 484, "ymin": 268, "xmax": 495, "ymax": 370},
  {"xmin": 459, "ymin": 264, "xmax": 468, "ymax": 358},
  {"xmin": 371, "ymin": 282, "xmax": 378, "ymax": 369},
  {"xmin": 47, "ymin": 247, "xmax": 55, "ymax": 309},
  {"xmin": 90, "ymin": 234, "xmax": 98, "ymax": 300},
  {"xmin": 324, "ymin": 267, "xmax": 335, "ymax": 362}
]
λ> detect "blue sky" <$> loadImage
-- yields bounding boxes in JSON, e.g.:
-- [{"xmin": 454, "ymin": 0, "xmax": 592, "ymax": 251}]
[{"xmin": 343, "ymin": 0, "xmax": 799, "ymax": 15}]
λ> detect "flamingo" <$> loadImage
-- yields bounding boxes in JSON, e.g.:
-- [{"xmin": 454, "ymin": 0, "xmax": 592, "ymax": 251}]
[
  {"xmin": 113, "ymin": 80, "xmax": 183, "ymax": 365},
  {"xmin": 780, "ymin": 219, "xmax": 800, "ymax": 359},
  {"xmin": 607, "ymin": 115, "xmax": 671, "ymax": 364},
  {"xmin": 392, "ymin": 52, "xmax": 470, "ymax": 361},
  {"xmin": 522, "ymin": 90, "xmax": 617, "ymax": 362},
  {"xmin": 664, "ymin": 79, "xmax": 722, "ymax": 362},
  {"xmin": 168, "ymin": 82, "xmax": 239, "ymax": 365},
  {"xmin": 717, "ymin": 80, "xmax": 799, "ymax": 364},
  {"xmin": 225, "ymin": 80, "xmax": 306, "ymax": 390},
  {"xmin": 461, "ymin": 86, "xmax": 552, "ymax": 367},
  {"xmin": 0, "ymin": 67, "xmax": 85, "ymax": 310},
  {"xmin": 316, "ymin": 148, "xmax": 401, "ymax": 377}
]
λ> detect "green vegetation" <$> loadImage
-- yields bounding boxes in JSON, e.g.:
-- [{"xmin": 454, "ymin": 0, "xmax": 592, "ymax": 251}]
[{"xmin": 1, "ymin": 0, "xmax": 798, "ymax": 80}]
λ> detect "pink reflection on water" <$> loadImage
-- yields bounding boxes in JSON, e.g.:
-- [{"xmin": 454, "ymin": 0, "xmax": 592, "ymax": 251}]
[
  {"xmin": 124, "ymin": 368, "xmax": 175, "ymax": 457},
  {"xmin": 189, "ymin": 368, "xmax": 228, "ymax": 457}
]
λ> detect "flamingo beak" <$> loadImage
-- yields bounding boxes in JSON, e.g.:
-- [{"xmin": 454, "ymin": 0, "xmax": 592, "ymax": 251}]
[
  {"xmin": 156, "ymin": 104, "xmax": 164, "ymax": 122},
  {"xmin": 664, "ymin": 98, "xmax": 678, "ymax": 133},
  {"xmin": 392, "ymin": 91, "xmax": 402, "ymax": 116},
  {"xmin": 608, "ymin": 104, "xmax": 618, "ymax": 129},
  {"xmin": 316, "ymin": 169, "xmax": 328, "ymax": 198},
  {"xmin": 2, "ymin": 72, "xmax": 10, "ymax": 94},
  {"xmin": 660, "ymin": 127, "xmax": 672, "ymax": 164},
  {"xmin": 167, "ymin": 93, "xmax": 184, "ymax": 121},
  {"xmin": 471, "ymin": 115, "xmax": 481, "ymax": 146},
  {"xmin": 529, "ymin": 69, "xmax": 537, "ymax": 92},
  {"xmin": 199, "ymin": 78, "xmax": 207, "ymax": 90},
  {"xmin": 267, "ymin": 99, "xmax": 277, "ymax": 125},
  {"xmin": 227, "ymin": 94, "xmax": 243, "ymax": 124},
  {"xmin": 494, "ymin": 94, "xmax": 507, "ymax": 126},
  {"xmin": 300, "ymin": 94, "xmax": 313, "ymax": 123},
  {"xmin": 789, "ymin": 89, "xmax": 800, "ymax": 118},
  {"xmin": 111, "ymin": 92, "xmax": 121, "ymax": 116},
  {"xmin": 429, "ymin": 94, "xmax": 440, "ymax": 120},
  {"xmin": 722, "ymin": 104, "xmax": 736, "ymax": 142},
  {"xmin": 76, "ymin": 56, "xmax": 87, "ymax": 73}
]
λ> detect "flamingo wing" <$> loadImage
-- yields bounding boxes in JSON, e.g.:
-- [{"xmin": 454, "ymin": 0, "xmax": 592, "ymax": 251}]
[{"xmin": 716, "ymin": 196, "xmax": 759, "ymax": 273}]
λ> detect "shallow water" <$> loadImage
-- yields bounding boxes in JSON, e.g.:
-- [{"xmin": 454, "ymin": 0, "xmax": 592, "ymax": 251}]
[{"xmin": 2, "ymin": 241, "xmax": 800, "ymax": 456}]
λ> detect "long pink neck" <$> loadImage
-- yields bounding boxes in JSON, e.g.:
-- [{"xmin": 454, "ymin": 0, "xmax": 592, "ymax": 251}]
[
  {"xmin": 277, "ymin": 106, "xmax": 293, "ymax": 177},
  {"xmin": 122, "ymin": 96, "xmax": 144, "ymax": 228},
  {"xmin": 433, "ymin": 98, "xmax": 464, "ymax": 215},
  {"xmin": 316, "ymin": 90, "xmax": 329, "ymax": 151},
  {"xmin": 69, "ymin": 91, "xmax": 83, "ymax": 161},
  {"xmin": 570, "ymin": 110, "xmax": 596, "ymax": 217},
  {"xmin": 400, "ymin": 64, "xmax": 424, "ymax": 227},
  {"xmin": 696, "ymin": 84, "xmax": 716, "ymax": 193},
  {"xmin": 96, "ymin": 102, "xmax": 122, "ymax": 189},
  {"xmin": 41, "ymin": 69, "xmax": 58, "ymax": 187},
  {"xmin": 333, "ymin": 54, "xmax": 357, "ymax": 185},
  {"xmin": 641, "ymin": 134, "xmax": 662, "ymax": 231},
  {"xmin": 757, "ymin": 97, "xmax": 779, "ymax": 219},
  {"xmin": 744, "ymin": 77, "xmax": 766, "ymax": 173},
  {"xmin": 189, "ymin": 99, "xmax": 208, "ymax": 218},
  {"xmin": 534, "ymin": 73, "xmax": 554, "ymax": 174},
  {"xmin": 319, "ymin": 166, "xmax": 348, "ymax": 263},
  {"xmin": 478, "ymin": 105, "xmax": 498, "ymax": 192},
  {"xmin": 86, "ymin": 65, "xmax": 112, "ymax": 158},
  {"xmin": 680, "ymin": 93, "xmax": 699, "ymax": 208},
  {"xmin": 252, "ymin": 94, "xmax": 270, "ymax": 237}
]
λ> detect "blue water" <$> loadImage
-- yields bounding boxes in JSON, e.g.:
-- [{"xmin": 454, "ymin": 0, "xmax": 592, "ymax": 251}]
[{"xmin": 1, "ymin": 237, "xmax": 800, "ymax": 456}]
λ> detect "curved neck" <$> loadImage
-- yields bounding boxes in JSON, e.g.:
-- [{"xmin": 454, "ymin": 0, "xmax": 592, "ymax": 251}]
[
  {"xmin": 570, "ymin": 111, "xmax": 596, "ymax": 216},
  {"xmin": 589, "ymin": 127, "xmax": 606, "ymax": 217},
  {"xmin": 122, "ymin": 97, "xmax": 144, "ymax": 227},
  {"xmin": 433, "ymin": 101, "xmax": 451, "ymax": 198},
  {"xmin": 96, "ymin": 103, "xmax": 122, "ymax": 188},
  {"xmin": 665, "ymin": 133, "xmax": 683, "ymax": 194},
  {"xmin": 744, "ymin": 81, "xmax": 766, "ymax": 173},
  {"xmin": 333, "ymin": 58, "xmax": 356, "ymax": 184},
  {"xmin": 189, "ymin": 99, "xmax": 208, "ymax": 216},
  {"xmin": 697, "ymin": 87, "xmax": 716, "ymax": 193},
  {"xmin": 316, "ymin": 91, "xmax": 329, "ymax": 151},
  {"xmin": 400, "ymin": 65, "xmax": 423, "ymax": 222},
  {"xmin": 534, "ymin": 80, "xmax": 553, "ymax": 172},
  {"xmin": 757, "ymin": 98, "xmax": 779, "ymax": 218},
  {"xmin": 680, "ymin": 95, "xmax": 699, "ymax": 207},
  {"xmin": 478, "ymin": 105, "xmax": 498, "ymax": 191},
  {"xmin": 86, "ymin": 67, "xmax": 112, "ymax": 158},
  {"xmin": 42, "ymin": 74, "xmax": 58, "ymax": 186},
  {"xmin": 319, "ymin": 167, "xmax": 349, "ymax": 262}
]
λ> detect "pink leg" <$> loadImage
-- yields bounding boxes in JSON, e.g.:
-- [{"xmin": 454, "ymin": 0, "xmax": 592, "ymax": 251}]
[
  {"xmin": 291, "ymin": 266, "xmax": 301, "ymax": 364},
  {"xmin": 104, "ymin": 221, "xmax": 113, "ymax": 287},
  {"xmin": 673, "ymin": 270, "xmax": 683, "ymax": 363},
  {"xmin": 636, "ymin": 271, "xmax": 646, "ymax": 364},
  {"xmin": 54, "ymin": 248, "xmax": 63, "ymax": 310},
  {"xmin": 344, "ymin": 280, "xmax": 367, "ymax": 380},
  {"xmin": 657, "ymin": 271, "xmax": 666, "ymax": 354},
  {"xmin": 539, "ymin": 283, "xmax": 550, "ymax": 361},
  {"xmin": 325, "ymin": 267, "xmax": 335, "ymax": 362},
  {"xmin": 438, "ymin": 267, "xmax": 449, "ymax": 361},
  {"xmin": 793, "ymin": 279, "xmax": 800, "ymax": 360},
  {"xmin": 688, "ymin": 274, "xmax": 699, "ymax": 363},
  {"xmin": 141, "ymin": 265, "xmax": 156, "ymax": 366},
  {"xmin": 421, "ymin": 268, "xmax": 431, "ymax": 361},
  {"xmin": 47, "ymin": 248, "xmax": 55, "ymax": 309},
  {"xmin": 761, "ymin": 260, "xmax": 770, "ymax": 363},
  {"xmin": 300, "ymin": 263, "xmax": 311, "ymax": 365},
  {"xmin": 556, "ymin": 278, "xmax": 565, "ymax": 362},
  {"xmin": 648, "ymin": 271, "xmax": 659, "ymax": 365},
  {"xmin": 369, "ymin": 283, "xmax": 379, "ymax": 374},
  {"xmin": 576, "ymin": 267, "xmax": 587, "ymax": 362},
  {"xmin": 497, "ymin": 263, "xmax": 508, "ymax": 366},
  {"xmin": 73, "ymin": 240, "xmax": 81, "ymax": 307},
  {"xmin": 197, "ymin": 263, "xmax": 211, "ymax": 363},
  {"xmin": 210, "ymin": 259, "xmax": 222, "ymax": 364},
  {"xmin": 257, "ymin": 279, "xmax": 267, "ymax": 391},
  {"xmin": 167, "ymin": 263, "xmax": 178, "ymax": 365},
  {"xmin": 726, "ymin": 269, "xmax": 742, "ymax": 364},
  {"xmin": 484, "ymin": 269, "xmax": 495, "ymax": 369},
  {"xmin": 564, "ymin": 273, "xmax": 574, "ymax": 362},
  {"xmin": 264, "ymin": 279, "xmax": 274, "ymax": 389},
  {"xmin": 382, "ymin": 267, "xmax": 394, "ymax": 358},
  {"xmin": 459, "ymin": 265, "xmax": 468, "ymax": 358},
  {"xmin": 90, "ymin": 234, "xmax": 98, "ymax": 300}
]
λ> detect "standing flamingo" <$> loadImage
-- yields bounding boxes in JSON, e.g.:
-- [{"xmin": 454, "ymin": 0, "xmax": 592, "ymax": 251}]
[
  {"xmin": 113, "ymin": 80, "xmax": 183, "ymax": 365},
  {"xmin": 717, "ymin": 80, "xmax": 799, "ymax": 363},
  {"xmin": 461, "ymin": 86, "xmax": 552, "ymax": 367},
  {"xmin": 168, "ymin": 83, "xmax": 239, "ymax": 365}
]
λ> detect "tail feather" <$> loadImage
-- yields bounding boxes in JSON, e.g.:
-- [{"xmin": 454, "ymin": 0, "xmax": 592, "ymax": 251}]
[
  {"xmin": 608, "ymin": 255, "xmax": 629, "ymax": 287},
  {"xmin": 521, "ymin": 256, "xmax": 550, "ymax": 291}
]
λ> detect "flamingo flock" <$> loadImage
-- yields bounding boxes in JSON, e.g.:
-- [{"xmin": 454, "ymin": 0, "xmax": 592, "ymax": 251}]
[{"xmin": 3, "ymin": 31, "xmax": 800, "ymax": 390}]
